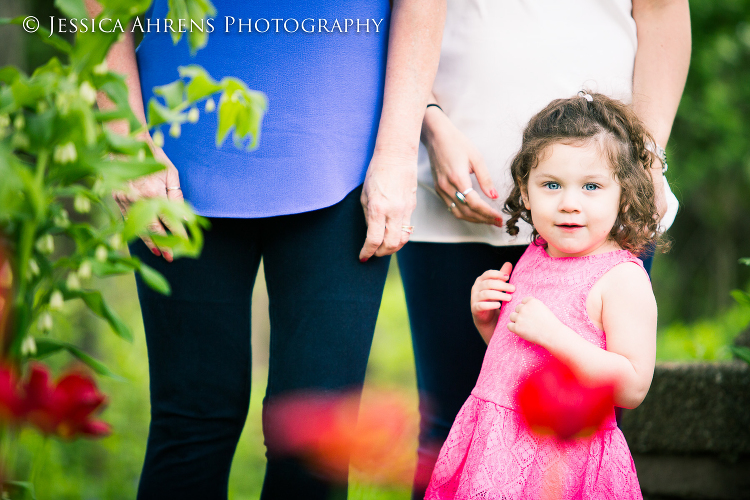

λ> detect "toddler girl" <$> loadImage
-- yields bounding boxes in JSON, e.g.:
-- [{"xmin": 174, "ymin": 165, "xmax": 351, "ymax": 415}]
[{"xmin": 425, "ymin": 92, "xmax": 661, "ymax": 500}]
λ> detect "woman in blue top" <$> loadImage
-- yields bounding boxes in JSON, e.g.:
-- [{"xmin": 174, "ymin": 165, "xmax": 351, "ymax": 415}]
[{"xmin": 87, "ymin": 0, "xmax": 446, "ymax": 498}]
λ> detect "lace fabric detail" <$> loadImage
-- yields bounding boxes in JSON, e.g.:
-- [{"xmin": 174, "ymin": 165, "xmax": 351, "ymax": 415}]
[
  {"xmin": 425, "ymin": 396, "xmax": 643, "ymax": 500},
  {"xmin": 425, "ymin": 242, "xmax": 647, "ymax": 500}
]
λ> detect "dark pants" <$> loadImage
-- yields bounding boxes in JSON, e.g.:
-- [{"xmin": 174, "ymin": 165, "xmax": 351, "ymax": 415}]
[
  {"xmin": 398, "ymin": 241, "xmax": 653, "ymax": 500},
  {"xmin": 131, "ymin": 186, "xmax": 390, "ymax": 500}
]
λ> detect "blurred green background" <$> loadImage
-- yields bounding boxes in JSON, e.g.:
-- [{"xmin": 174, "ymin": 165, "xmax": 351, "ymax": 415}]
[{"xmin": 2, "ymin": 0, "xmax": 750, "ymax": 498}]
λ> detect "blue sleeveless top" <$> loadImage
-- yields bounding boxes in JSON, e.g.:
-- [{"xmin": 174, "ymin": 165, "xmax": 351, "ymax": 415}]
[{"xmin": 136, "ymin": 1, "xmax": 391, "ymax": 217}]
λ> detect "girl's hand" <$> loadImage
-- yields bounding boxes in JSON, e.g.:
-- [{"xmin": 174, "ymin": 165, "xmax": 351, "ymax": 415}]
[
  {"xmin": 421, "ymin": 107, "xmax": 504, "ymax": 226},
  {"xmin": 471, "ymin": 262, "xmax": 514, "ymax": 342},
  {"xmin": 359, "ymin": 150, "xmax": 418, "ymax": 261},
  {"xmin": 113, "ymin": 136, "xmax": 187, "ymax": 262},
  {"xmin": 508, "ymin": 297, "xmax": 561, "ymax": 346}
]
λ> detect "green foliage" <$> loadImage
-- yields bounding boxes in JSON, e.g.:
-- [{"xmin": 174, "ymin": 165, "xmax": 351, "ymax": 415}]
[
  {"xmin": 0, "ymin": 0, "xmax": 266, "ymax": 495},
  {"xmin": 655, "ymin": 0, "xmax": 750, "ymax": 324}
]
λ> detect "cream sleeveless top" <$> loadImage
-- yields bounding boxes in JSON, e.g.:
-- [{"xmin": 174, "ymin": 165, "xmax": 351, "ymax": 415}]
[{"xmin": 410, "ymin": 0, "xmax": 679, "ymax": 246}]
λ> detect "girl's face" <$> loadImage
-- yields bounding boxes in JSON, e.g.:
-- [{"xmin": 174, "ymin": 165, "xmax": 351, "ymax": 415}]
[{"xmin": 522, "ymin": 141, "xmax": 622, "ymax": 258}]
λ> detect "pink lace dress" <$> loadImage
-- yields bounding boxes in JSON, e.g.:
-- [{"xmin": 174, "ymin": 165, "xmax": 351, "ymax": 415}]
[{"xmin": 425, "ymin": 242, "xmax": 646, "ymax": 500}]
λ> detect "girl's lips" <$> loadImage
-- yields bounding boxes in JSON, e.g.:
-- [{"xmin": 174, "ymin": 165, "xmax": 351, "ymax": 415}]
[{"xmin": 556, "ymin": 223, "xmax": 583, "ymax": 231}]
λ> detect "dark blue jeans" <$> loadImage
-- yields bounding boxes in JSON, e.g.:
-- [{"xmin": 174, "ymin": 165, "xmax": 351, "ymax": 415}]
[
  {"xmin": 131, "ymin": 186, "xmax": 389, "ymax": 500},
  {"xmin": 398, "ymin": 241, "xmax": 653, "ymax": 499}
]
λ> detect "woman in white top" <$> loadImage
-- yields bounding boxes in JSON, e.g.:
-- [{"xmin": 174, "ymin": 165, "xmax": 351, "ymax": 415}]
[{"xmin": 397, "ymin": 1, "xmax": 690, "ymax": 497}]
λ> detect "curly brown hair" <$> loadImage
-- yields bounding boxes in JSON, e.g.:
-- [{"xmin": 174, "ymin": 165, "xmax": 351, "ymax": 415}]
[{"xmin": 504, "ymin": 92, "xmax": 666, "ymax": 255}]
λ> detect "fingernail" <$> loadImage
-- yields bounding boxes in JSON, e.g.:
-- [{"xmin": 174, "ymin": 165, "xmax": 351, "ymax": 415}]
[
  {"xmin": 360, "ymin": 257, "xmax": 368, "ymax": 263},
  {"xmin": 502, "ymin": 275, "xmax": 509, "ymax": 280},
  {"xmin": 495, "ymin": 218, "xmax": 503, "ymax": 223},
  {"xmin": 490, "ymin": 189, "xmax": 499, "ymax": 199},
  {"xmin": 164, "ymin": 251, "xmax": 173, "ymax": 262},
  {"xmin": 151, "ymin": 248, "xmax": 161, "ymax": 257}
]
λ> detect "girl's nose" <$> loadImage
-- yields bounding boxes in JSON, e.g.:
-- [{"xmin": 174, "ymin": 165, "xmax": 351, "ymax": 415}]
[{"xmin": 558, "ymin": 190, "xmax": 581, "ymax": 213}]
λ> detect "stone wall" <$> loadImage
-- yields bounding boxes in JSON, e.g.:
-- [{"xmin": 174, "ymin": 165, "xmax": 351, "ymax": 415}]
[{"xmin": 621, "ymin": 361, "xmax": 750, "ymax": 500}]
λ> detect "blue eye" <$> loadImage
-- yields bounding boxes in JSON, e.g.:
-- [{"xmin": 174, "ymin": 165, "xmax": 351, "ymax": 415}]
[
  {"xmin": 583, "ymin": 183, "xmax": 599, "ymax": 191},
  {"xmin": 544, "ymin": 182, "xmax": 560, "ymax": 190}
]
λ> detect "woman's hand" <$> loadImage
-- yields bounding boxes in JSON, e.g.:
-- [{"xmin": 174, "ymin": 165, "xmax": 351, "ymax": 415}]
[
  {"xmin": 507, "ymin": 297, "xmax": 561, "ymax": 346},
  {"xmin": 471, "ymin": 262, "xmax": 514, "ymax": 343},
  {"xmin": 359, "ymin": 150, "xmax": 418, "ymax": 261},
  {"xmin": 113, "ymin": 137, "xmax": 187, "ymax": 262},
  {"xmin": 422, "ymin": 107, "xmax": 504, "ymax": 226}
]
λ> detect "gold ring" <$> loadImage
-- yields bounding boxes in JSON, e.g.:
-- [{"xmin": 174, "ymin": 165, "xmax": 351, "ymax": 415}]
[
  {"xmin": 401, "ymin": 225, "xmax": 414, "ymax": 234},
  {"xmin": 166, "ymin": 186, "xmax": 181, "ymax": 191}
]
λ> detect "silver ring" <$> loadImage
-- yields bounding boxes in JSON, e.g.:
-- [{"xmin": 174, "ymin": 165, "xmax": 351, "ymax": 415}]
[
  {"xmin": 447, "ymin": 202, "xmax": 456, "ymax": 212},
  {"xmin": 401, "ymin": 225, "xmax": 414, "ymax": 235},
  {"xmin": 455, "ymin": 191, "xmax": 467, "ymax": 204},
  {"xmin": 166, "ymin": 186, "xmax": 181, "ymax": 192},
  {"xmin": 462, "ymin": 187, "xmax": 475, "ymax": 197}
]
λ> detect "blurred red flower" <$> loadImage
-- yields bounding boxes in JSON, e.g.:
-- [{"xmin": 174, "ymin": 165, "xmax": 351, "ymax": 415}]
[
  {"xmin": 0, "ymin": 365, "xmax": 23, "ymax": 423},
  {"xmin": 22, "ymin": 363, "xmax": 111, "ymax": 439},
  {"xmin": 517, "ymin": 357, "xmax": 614, "ymax": 440},
  {"xmin": 265, "ymin": 389, "xmax": 421, "ymax": 487}
]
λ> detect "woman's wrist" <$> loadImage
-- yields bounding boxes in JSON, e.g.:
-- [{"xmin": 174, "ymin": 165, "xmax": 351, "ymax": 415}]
[{"xmin": 420, "ymin": 104, "xmax": 449, "ymax": 148}]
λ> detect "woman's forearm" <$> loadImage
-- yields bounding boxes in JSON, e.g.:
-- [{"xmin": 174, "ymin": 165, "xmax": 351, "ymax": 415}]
[
  {"xmin": 375, "ymin": 0, "xmax": 446, "ymax": 161},
  {"xmin": 631, "ymin": 0, "xmax": 691, "ymax": 146},
  {"xmin": 85, "ymin": 0, "xmax": 149, "ymax": 138}
]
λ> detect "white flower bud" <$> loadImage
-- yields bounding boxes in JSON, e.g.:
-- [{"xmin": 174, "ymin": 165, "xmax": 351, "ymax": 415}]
[
  {"xmin": 53, "ymin": 142, "xmax": 78, "ymax": 164},
  {"xmin": 74, "ymin": 193, "xmax": 91, "ymax": 213},
  {"xmin": 66, "ymin": 272, "xmax": 81, "ymax": 290},
  {"xmin": 93, "ymin": 61, "xmax": 108, "ymax": 75},
  {"xmin": 21, "ymin": 335, "xmax": 37, "ymax": 356},
  {"xmin": 53, "ymin": 209, "xmax": 70, "ymax": 228},
  {"xmin": 28, "ymin": 258, "xmax": 40, "ymax": 277},
  {"xmin": 79, "ymin": 81, "xmax": 97, "ymax": 105},
  {"xmin": 38, "ymin": 312, "xmax": 53, "ymax": 332},
  {"xmin": 36, "ymin": 234, "xmax": 54, "ymax": 254},
  {"xmin": 49, "ymin": 290, "xmax": 64, "ymax": 310},
  {"xmin": 152, "ymin": 129, "xmax": 165, "ymax": 148},
  {"xmin": 13, "ymin": 114, "xmax": 25, "ymax": 130},
  {"xmin": 95, "ymin": 245, "xmax": 108, "ymax": 262},
  {"xmin": 92, "ymin": 179, "xmax": 105, "ymax": 197},
  {"xmin": 205, "ymin": 98, "xmax": 216, "ymax": 113},
  {"xmin": 109, "ymin": 233, "xmax": 123, "ymax": 250},
  {"xmin": 78, "ymin": 260, "xmax": 92, "ymax": 280},
  {"xmin": 169, "ymin": 122, "xmax": 181, "ymax": 138},
  {"xmin": 187, "ymin": 108, "xmax": 200, "ymax": 123}
]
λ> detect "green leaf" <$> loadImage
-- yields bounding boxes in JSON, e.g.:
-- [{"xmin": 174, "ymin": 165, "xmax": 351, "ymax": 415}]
[
  {"xmin": 154, "ymin": 80, "xmax": 186, "ymax": 110},
  {"xmin": 730, "ymin": 345, "xmax": 750, "ymax": 366},
  {"xmin": 93, "ymin": 158, "xmax": 165, "ymax": 183},
  {"xmin": 103, "ymin": 128, "xmax": 149, "ymax": 155},
  {"xmin": 179, "ymin": 65, "xmax": 221, "ymax": 102},
  {"xmin": 65, "ymin": 289, "xmax": 133, "ymax": 342},
  {"xmin": 3, "ymin": 480, "xmax": 36, "ymax": 500},
  {"xmin": 90, "ymin": 259, "xmax": 138, "ymax": 277},
  {"xmin": 96, "ymin": 73, "xmax": 142, "ymax": 133},
  {"xmin": 55, "ymin": 0, "xmax": 89, "ymax": 20},
  {"xmin": 138, "ymin": 262, "xmax": 171, "ymax": 295},
  {"xmin": 147, "ymin": 99, "xmax": 185, "ymax": 129},
  {"xmin": 2, "ymin": 16, "xmax": 72, "ymax": 54},
  {"xmin": 33, "ymin": 338, "xmax": 123, "ymax": 379},
  {"xmin": 739, "ymin": 258, "xmax": 750, "ymax": 266},
  {"xmin": 123, "ymin": 197, "xmax": 208, "ymax": 258},
  {"xmin": 0, "ymin": 65, "xmax": 22, "ymax": 84},
  {"xmin": 730, "ymin": 289, "xmax": 750, "ymax": 308}
]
